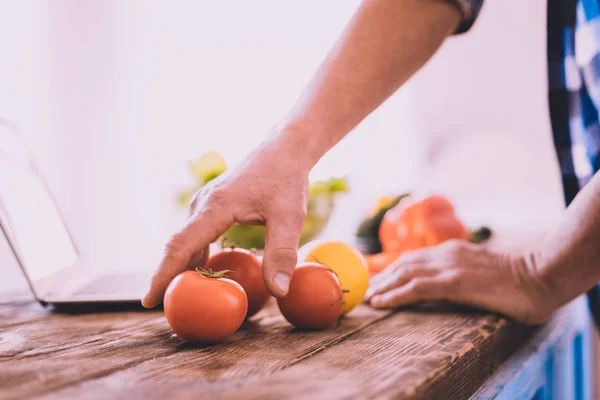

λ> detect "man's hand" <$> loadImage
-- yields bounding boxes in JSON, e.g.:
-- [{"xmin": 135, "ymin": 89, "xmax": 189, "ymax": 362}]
[
  {"xmin": 142, "ymin": 136, "xmax": 310, "ymax": 308},
  {"xmin": 365, "ymin": 240, "xmax": 554, "ymax": 324}
]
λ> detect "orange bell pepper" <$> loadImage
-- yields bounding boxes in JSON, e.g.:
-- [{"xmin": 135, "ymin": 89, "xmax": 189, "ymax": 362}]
[{"xmin": 367, "ymin": 195, "xmax": 468, "ymax": 273}]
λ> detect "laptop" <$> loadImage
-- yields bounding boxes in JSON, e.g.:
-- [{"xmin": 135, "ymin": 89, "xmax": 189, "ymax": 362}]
[{"xmin": 0, "ymin": 121, "xmax": 151, "ymax": 307}]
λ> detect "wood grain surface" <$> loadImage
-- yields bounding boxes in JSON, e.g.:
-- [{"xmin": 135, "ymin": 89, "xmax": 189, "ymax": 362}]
[
  {"xmin": 0, "ymin": 293, "xmax": 533, "ymax": 400},
  {"xmin": 1, "ymin": 232, "xmax": 550, "ymax": 399}
]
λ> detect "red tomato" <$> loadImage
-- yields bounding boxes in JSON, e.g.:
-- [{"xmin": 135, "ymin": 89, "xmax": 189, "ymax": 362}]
[
  {"xmin": 277, "ymin": 262, "xmax": 343, "ymax": 330},
  {"xmin": 205, "ymin": 247, "xmax": 270, "ymax": 317},
  {"xmin": 163, "ymin": 270, "xmax": 247, "ymax": 344}
]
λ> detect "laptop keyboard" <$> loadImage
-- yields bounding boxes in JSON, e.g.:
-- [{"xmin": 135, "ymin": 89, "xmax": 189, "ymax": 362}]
[{"xmin": 75, "ymin": 272, "xmax": 149, "ymax": 295}]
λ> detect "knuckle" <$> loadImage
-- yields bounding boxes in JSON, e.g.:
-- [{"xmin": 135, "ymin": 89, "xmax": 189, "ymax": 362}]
[
  {"xmin": 397, "ymin": 249, "xmax": 424, "ymax": 263},
  {"xmin": 398, "ymin": 248, "xmax": 420, "ymax": 263},
  {"xmin": 440, "ymin": 238, "xmax": 461, "ymax": 248},
  {"xmin": 166, "ymin": 232, "xmax": 185, "ymax": 249},
  {"xmin": 165, "ymin": 233, "xmax": 190, "ymax": 259},
  {"xmin": 188, "ymin": 185, "xmax": 221, "ymax": 213},
  {"xmin": 270, "ymin": 209, "xmax": 306, "ymax": 233},
  {"xmin": 386, "ymin": 271, "xmax": 403, "ymax": 287},
  {"xmin": 439, "ymin": 240, "xmax": 465, "ymax": 260},
  {"xmin": 386, "ymin": 264, "xmax": 405, "ymax": 280},
  {"xmin": 441, "ymin": 239, "xmax": 461, "ymax": 251},
  {"xmin": 449, "ymin": 269, "xmax": 463, "ymax": 284},
  {"xmin": 196, "ymin": 185, "xmax": 212, "ymax": 201},
  {"xmin": 188, "ymin": 200, "xmax": 229, "ymax": 231},
  {"xmin": 443, "ymin": 271, "xmax": 462, "ymax": 291},
  {"xmin": 378, "ymin": 296, "xmax": 396, "ymax": 308},
  {"xmin": 275, "ymin": 207, "xmax": 306, "ymax": 229},
  {"xmin": 409, "ymin": 278, "xmax": 431, "ymax": 296},
  {"xmin": 395, "ymin": 253, "xmax": 411, "ymax": 264},
  {"xmin": 198, "ymin": 178, "xmax": 230, "ymax": 205},
  {"xmin": 267, "ymin": 246, "xmax": 298, "ymax": 267},
  {"xmin": 204, "ymin": 187, "xmax": 226, "ymax": 207},
  {"xmin": 267, "ymin": 186, "xmax": 307, "ymax": 213},
  {"xmin": 396, "ymin": 264, "xmax": 417, "ymax": 280}
]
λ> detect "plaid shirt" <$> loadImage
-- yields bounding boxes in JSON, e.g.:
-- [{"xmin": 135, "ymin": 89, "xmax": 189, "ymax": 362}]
[{"xmin": 451, "ymin": 0, "xmax": 600, "ymax": 325}]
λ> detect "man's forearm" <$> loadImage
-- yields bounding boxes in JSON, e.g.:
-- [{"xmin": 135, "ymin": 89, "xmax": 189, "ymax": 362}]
[
  {"xmin": 271, "ymin": 0, "xmax": 462, "ymax": 167},
  {"xmin": 534, "ymin": 172, "xmax": 600, "ymax": 309}
]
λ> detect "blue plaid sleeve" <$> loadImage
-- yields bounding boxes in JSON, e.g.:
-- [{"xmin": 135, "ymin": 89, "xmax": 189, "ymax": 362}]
[{"xmin": 446, "ymin": 0, "xmax": 484, "ymax": 34}]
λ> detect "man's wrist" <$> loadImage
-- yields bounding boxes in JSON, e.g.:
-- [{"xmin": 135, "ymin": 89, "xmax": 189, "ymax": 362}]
[
  {"xmin": 265, "ymin": 121, "xmax": 331, "ymax": 172},
  {"xmin": 512, "ymin": 250, "xmax": 557, "ymax": 322}
]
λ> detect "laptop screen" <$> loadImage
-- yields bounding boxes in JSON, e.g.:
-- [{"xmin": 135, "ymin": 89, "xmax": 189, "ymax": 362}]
[{"xmin": 0, "ymin": 131, "xmax": 78, "ymax": 283}]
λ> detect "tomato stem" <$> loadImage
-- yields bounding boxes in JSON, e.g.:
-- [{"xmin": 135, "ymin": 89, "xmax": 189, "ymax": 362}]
[{"xmin": 195, "ymin": 267, "xmax": 231, "ymax": 279}]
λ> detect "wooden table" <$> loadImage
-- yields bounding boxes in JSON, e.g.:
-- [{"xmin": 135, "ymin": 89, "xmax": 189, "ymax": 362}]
[
  {"xmin": 1, "ymin": 293, "xmax": 593, "ymax": 399},
  {"xmin": 2, "ymin": 290, "xmax": 536, "ymax": 400},
  {"xmin": 1, "ymin": 230, "xmax": 594, "ymax": 399}
]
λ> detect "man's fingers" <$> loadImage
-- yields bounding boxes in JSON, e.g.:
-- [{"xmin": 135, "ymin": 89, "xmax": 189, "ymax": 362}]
[
  {"xmin": 368, "ymin": 260, "xmax": 407, "ymax": 288},
  {"xmin": 392, "ymin": 248, "xmax": 432, "ymax": 264},
  {"xmin": 367, "ymin": 263, "xmax": 398, "ymax": 288},
  {"xmin": 142, "ymin": 210, "xmax": 231, "ymax": 308},
  {"xmin": 370, "ymin": 277, "xmax": 442, "ymax": 309},
  {"xmin": 142, "ymin": 246, "xmax": 191, "ymax": 308},
  {"xmin": 365, "ymin": 264, "xmax": 436, "ymax": 301},
  {"xmin": 368, "ymin": 249, "xmax": 431, "ymax": 287},
  {"xmin": 262, "ymin": 213, "xmax": 304, "ymax": 298}
]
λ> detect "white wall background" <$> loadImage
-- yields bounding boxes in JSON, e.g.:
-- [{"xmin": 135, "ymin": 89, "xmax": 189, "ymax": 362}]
[
  {"xmin": 407, "ymin": 0, "xmax": 564, "ymax": 228},
  {"xmin": 1, "ymin": 0, "xmax": 564, "ymax": 294},
  {"xmin": 0, "ymin": 1, "xmax": 53, "ymax": 294}
]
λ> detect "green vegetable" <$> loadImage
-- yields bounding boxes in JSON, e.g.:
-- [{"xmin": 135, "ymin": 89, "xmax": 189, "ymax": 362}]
[
  {"xmin": 223, "ymin": 178, "xmax": 347, "ymax": 249},
  {"xmin": 222, "ymin": 225, "xmax": 267, "ymax": 249}
]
